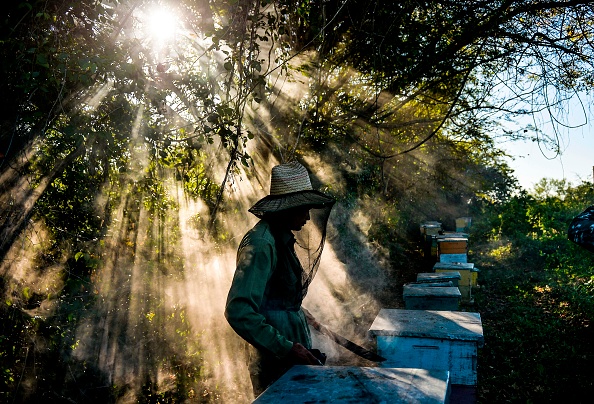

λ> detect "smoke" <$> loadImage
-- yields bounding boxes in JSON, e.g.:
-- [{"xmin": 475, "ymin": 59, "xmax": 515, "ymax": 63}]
[
  {"xmin": 0, "ymin": 129, "xmax": 399, "ymax": 403},
  {"xmin": 0, "ymin": 29, "xmax": 430, "ymax": 404}
]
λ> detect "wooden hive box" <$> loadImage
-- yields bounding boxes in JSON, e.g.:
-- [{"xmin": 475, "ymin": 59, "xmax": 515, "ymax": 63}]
[
  {"xmin": 433, "ymin": 262, "xmax": 478, "ymax": 301},
  {"xmin": 403, "ymin": 285, "xmax": 461, "ymax": 311},
  {"xmin": 437, "ymin": 237, "xmax": 468, "ymax": 254},
  {"xmin": 253, "ymin": 365, "xmax": 451, "ymax": 404},
  {"xmin": 368, "ymin": 309, "xmax": 484, "ymax": 386},
  {"xmin": 424, "ymin": 235, "xmax": 438, "ymax": 258},
  {"xmin": 433, "ymin": 262, "xmax": 478, "ymax": 288},
  {"xmin": 437, "ymin": 237, "xmax": 468, "ymax": 264},
  {"xmin": 438, "ymin": 253, "xmax": 468, "ymax": 263},
  {"xmin": 455, "ymin": 217, "xmax": 472, "ymax": 233},
  {"xmin": 420, "ymin": 222, "xmax": 442, "ymax": 236},
  {"xmin": 417, "ymin": 271, "xmax": 461, "ymax": 287}
]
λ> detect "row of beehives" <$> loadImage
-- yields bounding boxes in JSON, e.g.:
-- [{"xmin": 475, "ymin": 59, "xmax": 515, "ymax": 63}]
[
  {"xmin": 363, "ymin": 219, "xmax": 485, "ymax": 400},
  {"xmin": 417, "ymin": 219, "xmax": 479, "ymax": 302},
  {"xmin": 253, "ymin": 220, "xmax": 483, "ymax": 403},
  {"xmin": 358, "ymin": 220, "xmax": 483, "ymax": 401}
]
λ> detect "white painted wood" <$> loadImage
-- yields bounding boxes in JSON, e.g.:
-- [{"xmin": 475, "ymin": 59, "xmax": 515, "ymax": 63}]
[
  {"xmin": 376, "ymin": 337, "xmax": 478, "ymax": 385},
  {"xmin": 254, "ymin": 366, "xmax": 451, "ymax": 403},
  {"xmin": 403, "ymin": 286, "xmax": 461, "ymax": 297},
  {"xmin": 368, "ymin": 309, "xmax": 484, "ymax": 386},
  {"xmin": 417, "ymin": 272, "xmax": 461, "ymax": 287},
  {"xmin": 438, "ymin": 253, "xmax": 468, "ymax": 263},
  {"xmin": 403, "ymin": 285, "xmax": 461, "ymax": 311},
  {"xmin": 433, "ymin": 262, "xmax": 475, "ymax": 271}
]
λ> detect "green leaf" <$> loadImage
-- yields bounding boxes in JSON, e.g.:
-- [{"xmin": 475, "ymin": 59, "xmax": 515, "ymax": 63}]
[
  {"xmin": 36, "ymin": 54, "xmax": 49, "ymax": 68},
  {"xmin": 78, "ymin": 57, "xmax": 91, "ymax": 70},
  {"xmin": 63, "ymin": 125, "xmax": 75, "ymax": 137}
]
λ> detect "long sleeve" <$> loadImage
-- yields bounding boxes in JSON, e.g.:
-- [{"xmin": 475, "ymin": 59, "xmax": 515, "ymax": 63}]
[{"xmin": 225, "ymin": 228, "xmax": 294, "ymax": 358}]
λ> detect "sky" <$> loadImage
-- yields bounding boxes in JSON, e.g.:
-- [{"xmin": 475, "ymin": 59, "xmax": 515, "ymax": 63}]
[
  {"xmin": 495, "ymin": 93, "xmax": 594, "ymax": 191},
  {"xmin": 501, "ymin": 129, "xmax": 594, "ymax": 191}
]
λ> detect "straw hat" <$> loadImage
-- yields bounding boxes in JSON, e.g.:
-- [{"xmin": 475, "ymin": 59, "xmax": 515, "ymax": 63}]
[{"xmin": 248, "ymin": 161, "xmax": 335, "ymax": 218}]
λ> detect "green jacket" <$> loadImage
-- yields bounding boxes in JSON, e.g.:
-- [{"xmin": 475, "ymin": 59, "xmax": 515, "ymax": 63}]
[{"xmin": 225, "ymin": 220, "xmax": 312, "ymax": 359}]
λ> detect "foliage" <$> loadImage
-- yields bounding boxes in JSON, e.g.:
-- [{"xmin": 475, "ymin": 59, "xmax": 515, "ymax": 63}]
[
  {"xmin": 474, "ymin": 180, "xmax": 594, "ymax": 402},
  {"xmin": 1, "ymin": 0, "xmax": 594, "ymax": 402}
]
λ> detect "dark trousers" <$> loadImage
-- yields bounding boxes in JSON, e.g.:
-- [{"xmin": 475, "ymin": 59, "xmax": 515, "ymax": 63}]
[
  {"xmin": 248, "ymin": 348, "xmax": 326, "ymax": 397},
  {"xmin": 249, "ymin": 353, "xmax": 293, "ymax": 397}
]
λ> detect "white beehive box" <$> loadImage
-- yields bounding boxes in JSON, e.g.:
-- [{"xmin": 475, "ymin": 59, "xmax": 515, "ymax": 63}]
[
  {"xmin": 417, "ymin": 271, "xmax": 461, "ymax": 287},
  {"xmin": 253, "ymin": 365, "xmax": 451, "ymax": 403},
  {"xmin": 368, "ymin": 309, "xmax": 484, "ymax": 386},
  {"xmin": 403, "ymin": 285, "xmax": 461, "ymax": 311},
  {"xmin": 438, "ymin": 253, "xmax": 468, "ymax": 263}
]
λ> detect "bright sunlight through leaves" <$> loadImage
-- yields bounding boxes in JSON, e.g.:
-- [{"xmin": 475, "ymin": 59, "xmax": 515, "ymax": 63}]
[{"xmin": 143, "ymin": 5, "xmax": 179, "ymax": 51}]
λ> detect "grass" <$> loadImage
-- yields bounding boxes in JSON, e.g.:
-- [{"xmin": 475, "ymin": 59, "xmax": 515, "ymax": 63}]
[{"xmin": 473, "ymin": 239, "xmax": 594, "ymax": 403}]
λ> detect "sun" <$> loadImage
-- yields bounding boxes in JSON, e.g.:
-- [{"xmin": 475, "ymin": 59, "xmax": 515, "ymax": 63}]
[{"xmin": 143, "ymin": 5, "xmax": 179, "ymax": 49}]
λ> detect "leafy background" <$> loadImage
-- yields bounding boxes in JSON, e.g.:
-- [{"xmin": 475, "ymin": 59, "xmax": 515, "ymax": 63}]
[{"xmin": 1, "ymin": 1, "xmax": 594, "ymax": 402}]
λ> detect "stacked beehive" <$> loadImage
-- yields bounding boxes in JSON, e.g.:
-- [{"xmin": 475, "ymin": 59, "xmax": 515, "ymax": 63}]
[
  {"xmin": 369, "ymin": 309, "xmax": 484, "ymax": 387},
  {"xmin": 420, "ymin": 221, "xmax": 443, "ymax": 258},
  {"xmin": 436, "ymin": 236, "xmax": 468, "ymax": 263},
  {"xmin": 434, "ymin": 262, "xmax": 479, "ymax": 302},
  {"xmin": 374, "ymin": 217, "xmax": 484, "ymax": 402}
]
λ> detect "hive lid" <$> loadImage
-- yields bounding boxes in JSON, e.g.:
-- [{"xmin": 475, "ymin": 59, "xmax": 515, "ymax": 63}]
[
  {"xmin": 403, "ymin": 285, "xmax": 461, "ymax": 297},
  {"xmin": 417, "ymin": 272, "xmax": 461, "ymax": 281},
  {"xmin": 421, "ymin": 221, "xmax": 442, "ymax": 227},
  {"xmin": 368, "ymin": 309, "xmax": 484, "ymax": 346},
  {"xmin": 434, "ymin": 262, "xmax": 476, "ymax": 271},
  {"xmin": 436, "ymin": 237, "xmax": 468, "ymax": 243},
  {"xmin": 407, "ymin": 281, "xmax": 454, "ymax": 287},
  {"xmin": 253, "ymin": 366, "xmax": 450, "ymax": 404},
  {"xmin": 436, "ymin": 232, "xmax": 468, "ymax": 239}
]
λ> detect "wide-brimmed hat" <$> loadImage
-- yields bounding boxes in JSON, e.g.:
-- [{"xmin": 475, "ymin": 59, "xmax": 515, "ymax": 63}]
[{"xmin": 248, "ymin": 161, "xmax": 335, "ymax": 218}]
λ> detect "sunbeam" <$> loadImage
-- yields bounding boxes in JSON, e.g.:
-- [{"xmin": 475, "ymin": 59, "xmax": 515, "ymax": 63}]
[{"xmin": 137, "ymin": 3, "xmax": 181, "ymax": 60}]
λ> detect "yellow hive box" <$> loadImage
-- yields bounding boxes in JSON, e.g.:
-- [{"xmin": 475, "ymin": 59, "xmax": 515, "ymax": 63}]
[
  {"xmin": 433, "ymin": 262, "xmax": 478, "ymax": 288},
  {"xmin": 455, "ymin": 217, "xmax": 472, "ymax": 232}
]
